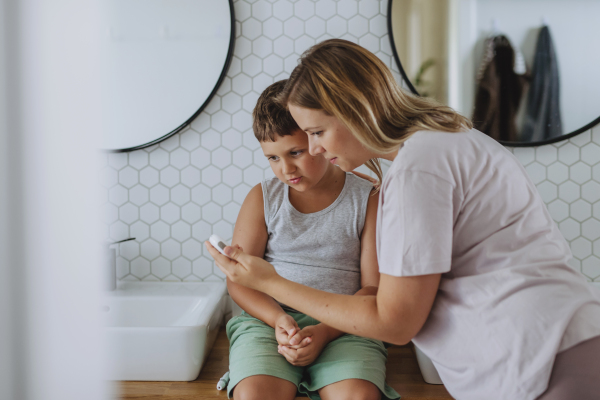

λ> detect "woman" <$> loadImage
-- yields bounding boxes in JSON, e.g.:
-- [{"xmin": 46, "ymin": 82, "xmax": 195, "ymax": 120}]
[{"xmin": 206, "ymin": 39, "xmax": 600, "ymax": 400}]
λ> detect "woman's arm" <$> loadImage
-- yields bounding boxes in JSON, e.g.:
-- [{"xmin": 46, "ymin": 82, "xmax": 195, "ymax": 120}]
[
  {"xmin": 206, "ymin": 242, "xmax": 440, "ymax": 345},
  {"xmin": 227, "ymin": 184, "xmax": 288, "ymax": 328}
]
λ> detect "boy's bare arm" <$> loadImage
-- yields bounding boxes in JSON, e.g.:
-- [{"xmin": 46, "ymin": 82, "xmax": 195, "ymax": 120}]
[{"xmin": 227, "ymin": 184, "xmax": 287, "ymax": 328}]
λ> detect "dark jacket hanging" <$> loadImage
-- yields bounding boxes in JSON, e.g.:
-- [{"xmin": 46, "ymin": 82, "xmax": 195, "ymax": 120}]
[
  {"xmin": 521, "ymin": 26, "xmax": 562, "ymax": 142},
  {"xmin": 472, "ymin": 35, "xmax": 529, "ymax": 142}
]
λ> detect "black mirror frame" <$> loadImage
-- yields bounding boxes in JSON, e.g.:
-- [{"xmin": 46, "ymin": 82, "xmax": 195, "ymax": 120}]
[
  {"xmin": 386, "ymin": 0, "xmax": 600, "ymax": 148},
  {"xmin": 108, "ymin": 0, "xmax": 236, "ymax": 153}
]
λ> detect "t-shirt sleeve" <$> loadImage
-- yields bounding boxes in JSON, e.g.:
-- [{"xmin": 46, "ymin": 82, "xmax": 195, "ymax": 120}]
[{"xmin": 379, "ymin": 170, "xmax": 454, "ymax": 277}]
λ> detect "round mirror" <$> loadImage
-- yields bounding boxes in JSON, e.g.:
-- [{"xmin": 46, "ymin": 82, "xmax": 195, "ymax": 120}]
[
  {"xmin": 100, "ymin": 0, "xmax": 234, "ymax": 152},
  {"xmin": 388, "ymin": 0, "xmax": 600, "ymax": 146}
]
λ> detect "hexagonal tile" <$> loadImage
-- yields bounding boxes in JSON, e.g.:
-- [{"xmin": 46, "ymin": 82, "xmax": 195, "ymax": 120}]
[
  {"xmin": 582, "ymin": 256, "xmax": 600, "ymax": 279},
  {"xmin": 233, "ymin": 184, "xmax": 252, "ymax": 204},
  {"xmin": 150, "ymin": 184, "xmax": 170, "ymax": 206},
  {"xmin": 263, "ymin": 18, "xmax": 283, "ymax": 39},
  {"xmin": 140, "ymin": 203, "xmax": 159, "ymax": 224},
  {"xmin": 274, "ymin": 36, "xmax": 294, "ymax": 58},
  {"xmin": 181, "ymin": 166, "xmax": 201, "ymax": 188},
  {"xmin": 243, "ymin": 91, "xmax": 260, "ymax": 112},
  {"xmin": 294, "ymin": 0, "xmax": 315, "ymax": 20},
  {"xmin": 149, "ymin": 148, "xmax": 169, "ymax": 169},
  {"xmin": 213, "ymin": 220, "xmax": 233, "ymax": 240},
  {"xmin": 191, "ymin": 184, "xmax": 211, "ymax": 206},
  {"xmin": 129, "ymin": 151, "xmax": 149, "ymax": 170},
  {"xmin": 273, "ymin": 0, "xmax": 293, "ymax": 20},
  {"xmin": 201, "ymin": 166, "xmax": 222, "ymax": 187},
  {"xmin": 558, "ymin": 218, "xmax": 580, "ymax": 241},
  {"xmin": 191, "ymin": 113, "xmax": 210, "ymax": 133},
  {"xmin": 369, "ymin": 14, "xmax": 387, "ymax": 37},
  {"xmin": 295, "ymin": 35, "xmax": 315, "ymax": 54},
  {"xmin": 512, "ymin": 147, "xmax": 535, "ymax": 166},
  {"xmin": 348, "ymin": 15, "xmax": 368, "ymax": 38},
  {"xmin": 570, "ymin": 130, "xmax": 591, "ymax": 147},
  {"xmin": 558, "ymin": 181, "xmax": 580, "ymax": 203},
  {"xmin": 109, "ymin": 185, "xmax": 128, "ymax": 206},
  {"xmin": 251, "ymin": 0, "xmax": 272, "ymax": 20},
  {"xmin": 204, "ymin": 96, "xmax": 221, "ymax": 115},
  {"xmin": 171, "ymin": 221, "xmax": 191, "ymax": 242},
  {"xmin": 159, "ymin": 135, "xmax": 179, "ymax": 151},
  {"xmin": 223, "ymin": 166, "xmax": 243, "ymax": 187},
  {"xmin": 593, "ymin": 201, "xmax": 600, "ymax": 219},
  {"xmin": 222, "ymin": 130, "xmax": 243, "ymax": 151},
  {"xmin": 160, "ymin": 203, "xmax": 180, "ymax": 224},
  {"xmin": 211, "ymin": 148, "xmax": 232, "ymax": 170},
  {"xmin": 232, "ymin": 74, "xmax": 253, "ymax": 95},
  {"xmin": 193, "ymin": 257, "xmax": 213, "ymax": 279},
  {"xmin": 253, "ymin": 73, "xmax": 273, "ymax": 93},
  {"xmin": 160, "ymin": 166, "xmax": 180, "ymax": 188},
  {"xmin": 172, "ymin": 257, "xmax": 192, "ymax": 279},
  {"xmin": 179, "ymin": 130, "xmax": 200, "ymax": 151},
  {"xmin": 182, "ymin": 239, "xmax": 203, "ymax": 260},
  {"xmin": 130, "ymin": 221, "xmax": 149, "ymax": 241},
  {"xmin": 120, "ymin": 240, "xmax": 140, "ymax": 261},
  {"xmin": 242, "ymin": 18, "xmax": 262, "ymax": 40},
  {"xmin": 567, "ymin": 257, "xmax": 581, "ymax": 272},
  {"xmin": 151, "ymin": 220, "xmax": 170, "ymax": 242},
  {"xmin": 570, "ymin": 162, "xmax": 591, "ymax": 184},
  {"xmin": 243, "ymin": 129, "xmax": 261, "ymax": 149},
  {"xmin": 535, "ymin": 146, "xmax": 557, "ymax": 166},
  {"xmin": 119, "ymin": 203, "xmax": 139, "ymax": 224},
  {"xmin": 547, "ymin": 199, "xmax": 569, "ymax": 222},
  {"xmin": 151, "ymin": 257, "xmax": 171, "ymax": 279},
  {"xmin": 116, "ymin": 257, "xmax": 129, "ymax": 279},
  {"xmin": 223, "ymin": 202, "xmax": 241, "ymax": 224},
  {"xmin": 139, "ymin": 166, "xmax": 158, "ymax": 188},
  {"xmin": 359, "ymin": 0, "xmax": 380, "ymax": 18},
  {"xmin": 582, "ymin": 181, "xmax": 600, "ymax": 203},
  {"xmin": 181, "ymin": 203, "xmax": 201, "ymax": 224},
  {"xmin": 536, "ymin": 181, "xmax": 557, "ymax": 203},
  {"xmin": 593, "ymin": 164, "xmax": 600, "ymax": 181},
  {"xmin": 547, "ymin": 162, "xmax": 569, "ymax": 184},
  {"xmin": 284, "ymin": 17, "xmax": 304, "ymax": 39},
  {"xmin": 244, "ymin": 165, "xmax": 264, "ymax": 185},
  {"xmin": 169, "ymin": 148, "xmax": 190, "ymax": 170},
  {"xmin": 558, "ymin": 143, "xmax": 580, "ymax": 166},
  {"xmin": 595, "ymin": 238, "xmax": 600, "ymax": 256},
  {"xmin": 252, "ymin": 37, "xmax": 273, "ymax": 59},
  {"xmin": 201, "ymin": 130, "xmax": 221, "ymax": 150},
  {"xmin": 580, "ymin": 143, "xmax": 600, "ymax": 165},
  {"xmin": 327, "ymin": 16, "xmax": 347, "ymax": 37},
  {"xmin": 110, "ymin": 221, "xmax": 129, "ymax": 241},
  {"xmin": 140, "ymin": 239, "xmax": 160, "ymax": 260},
  {"xmin": 108, "ymin": 153, "xmax": 128, "ymax": 170},
  {"xmin": 161, "ymin": 239, "xmax": 181, "ymax": 261},
  {"xmin": 101, "ymin": 203, "xmax": 118, "ymax": 224},
  {"xmin": 171, "ymin": 184, "xmax": 191, "ymax": 206},
  {"xmin": 213, "ymin": 184, "xmax": 233, "ymax": 205},
  {"xmin": 212, "ymin": 110, "xmax": 232, "ymax": 133},
  {"xmin": 263, "ymin": 54, "xmax": 284, "ymax": 77},
  {"xmin": 228, "ymin": 56, "xmax": 242, "ymax": 76},
  {"xmin": 359, "ymin": 33, "xmax": 380, "ymax": 52},
  {"xmin": 130, "ymin": 257, "xmax": 150, "ymax": 279},
  {"xmin": 242, "ymin": 55, "xmax": 262, "ymax": 77},
  {"xmin": 222, "ymin": 92, "xmax": 242, "ymax": 114},
  {"xmin": 582, "ymin": 218, "xmax": 600, "ymax": 241},
  {"xmin": 524, "ymin": 162, "xmax": 546, "ymax": 185},
  {"xmin": 571, "ymin": 237, "xmax": 592, "ymax": 259},
  {"xmin": 129, "ymin": 185, "xmax": 149, "ymax": 206},
  {"xmin": 191, "ymin": 147, "xmax": 211, "ymax": 169},
  {"xmin": 234, "ymin": 0, "xmax": 251, "ymax": 21},
  {"xmin": 192, "ymin": 220, "xmax": 212, "ymax": 241},
  {"xmin": 202, "ymin": 203, "xmax": 222, "ymax": 224}
]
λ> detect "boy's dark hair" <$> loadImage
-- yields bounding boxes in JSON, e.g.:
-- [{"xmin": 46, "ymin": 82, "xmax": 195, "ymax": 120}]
[{"xmin": 252, "ymin": 80, "xmax": 301, "ymax": 142}]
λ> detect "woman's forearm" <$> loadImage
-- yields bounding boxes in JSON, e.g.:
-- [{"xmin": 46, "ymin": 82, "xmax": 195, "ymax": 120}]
[
  {"xmin": 227, "ymin": 279, "xmax": 286, "ymax": 328},
  {"xmin": 265, "ymin": 277, "xmax": 410, "ymax": 344}
]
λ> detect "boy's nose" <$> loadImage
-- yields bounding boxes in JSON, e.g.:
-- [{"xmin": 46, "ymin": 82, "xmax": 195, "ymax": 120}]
[{"xmin": 282, "ymin": 160, "xmax": 296, "ymax": 174}]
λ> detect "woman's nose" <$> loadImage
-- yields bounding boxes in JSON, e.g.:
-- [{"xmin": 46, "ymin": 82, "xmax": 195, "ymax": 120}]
[{"xmin": 308, "ymin": 137, "xmax": 324, "ymax": 156}]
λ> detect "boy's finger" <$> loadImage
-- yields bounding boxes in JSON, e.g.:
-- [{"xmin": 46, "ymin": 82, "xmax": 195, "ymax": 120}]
[{"xmin": 289, "ymin": 329, "xmax": 312, "ymax": 346}]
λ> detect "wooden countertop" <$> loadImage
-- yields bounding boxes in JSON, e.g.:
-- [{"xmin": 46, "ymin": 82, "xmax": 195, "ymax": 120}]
[{"xmin": 115, "ymin": 326, "xmax": 453, "ymax": 400}]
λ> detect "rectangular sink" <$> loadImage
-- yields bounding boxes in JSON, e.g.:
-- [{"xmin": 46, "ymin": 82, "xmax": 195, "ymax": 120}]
[{"xmin": 103, "ymin": 282, "xmax": 227, "ymax": 381}]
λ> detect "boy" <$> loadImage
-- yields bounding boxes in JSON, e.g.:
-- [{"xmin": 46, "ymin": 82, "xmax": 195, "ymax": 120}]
[{"xmin": 225, "ymin": 80, "xmax": 399, "ymax": 400}]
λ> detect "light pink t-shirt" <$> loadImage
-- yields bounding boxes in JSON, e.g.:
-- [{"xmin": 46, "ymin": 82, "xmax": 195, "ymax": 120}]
[{"xmin": 376, "ymin": 129, "xmax": 600, "ymax": 400}]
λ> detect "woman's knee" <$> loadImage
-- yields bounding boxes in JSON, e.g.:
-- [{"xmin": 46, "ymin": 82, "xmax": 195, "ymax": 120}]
[{"xmin": 232, "ymin": 375, "xmax": 297, "ymax": 400}]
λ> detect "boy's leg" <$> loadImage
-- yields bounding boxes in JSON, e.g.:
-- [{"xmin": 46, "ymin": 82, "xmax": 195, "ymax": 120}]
[
  {"xmin": 232, "ymin": 375, "xmax": 297, "ymax": 400},
  {"xmin": 318, "ymin": 379, "xmax": 381, "ymax": 400},
  {"xmin": 226, "ymin": 312, "xmax": 303, "ymax": 399}
]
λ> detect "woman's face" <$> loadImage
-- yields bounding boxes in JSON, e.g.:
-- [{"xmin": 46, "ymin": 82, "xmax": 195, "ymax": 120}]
[{"xmin": 288, "ymin": 105, "xmax": 374, "ymax": 172}]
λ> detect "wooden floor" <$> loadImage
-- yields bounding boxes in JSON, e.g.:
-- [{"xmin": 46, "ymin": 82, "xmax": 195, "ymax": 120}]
[{"xmin": 115, "ymin": 327, "xmax": 453, "ymax": 400}]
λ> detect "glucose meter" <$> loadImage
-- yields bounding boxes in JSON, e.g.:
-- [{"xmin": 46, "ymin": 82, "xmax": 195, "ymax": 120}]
[{"xmin": 209, "ymin": 234, "xmax": 229, "ymax": 256}]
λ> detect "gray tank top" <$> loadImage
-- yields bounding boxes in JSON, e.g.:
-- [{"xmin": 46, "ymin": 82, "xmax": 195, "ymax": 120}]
[{"xmin": 262, "ymin": 172, "xmax": 374, "ymax": 300}]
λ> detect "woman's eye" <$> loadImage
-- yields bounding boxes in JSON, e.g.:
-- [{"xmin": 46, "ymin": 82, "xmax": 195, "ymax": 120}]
[
  {"xmin": 291, "ymin": 151, "xmax": 303, "ymax": 156},
  {"xmin": 311, "ymin": 131, "xmax": 323, "ymax": 136}
]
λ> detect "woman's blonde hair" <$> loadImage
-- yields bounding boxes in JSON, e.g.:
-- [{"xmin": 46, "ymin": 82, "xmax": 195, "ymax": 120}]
[{"xmin": 278, "ymin": 39, "xmax": 473, "ymax": 182}]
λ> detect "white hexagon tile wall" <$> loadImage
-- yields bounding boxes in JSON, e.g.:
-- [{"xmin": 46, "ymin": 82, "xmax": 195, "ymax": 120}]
[{"xmin": 99, "ymin": 0, "xmax": 600, "ymax": 283}]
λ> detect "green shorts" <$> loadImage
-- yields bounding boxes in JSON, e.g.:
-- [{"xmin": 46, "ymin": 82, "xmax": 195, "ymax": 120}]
[{"xmin": 226, "ymin": 311, "xmax": 400, "ymax": 400}]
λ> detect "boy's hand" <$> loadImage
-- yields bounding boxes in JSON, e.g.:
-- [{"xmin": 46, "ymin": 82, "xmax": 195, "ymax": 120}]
[
  {"xmin": 278, "ymin": 324, "xmax": 330, "ymax": 366},
  {"xmin": 275, "ymin": 314, "xmax": 311, "ymax": 348}
]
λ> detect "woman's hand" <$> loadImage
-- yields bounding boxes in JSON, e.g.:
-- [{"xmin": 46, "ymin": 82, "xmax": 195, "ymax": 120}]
[
  {"xmin": 278, "ymin": 324, "xmax": 329, "ymax": 366},
  {"xmin": 204, "ymin": 241, "xmax": 279, "ymax": 292}
]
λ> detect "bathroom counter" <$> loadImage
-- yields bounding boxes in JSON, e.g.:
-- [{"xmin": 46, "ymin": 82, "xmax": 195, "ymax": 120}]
[{"xmin": 115, "ymin": 326, "xmax": 453, "ymax": 400}]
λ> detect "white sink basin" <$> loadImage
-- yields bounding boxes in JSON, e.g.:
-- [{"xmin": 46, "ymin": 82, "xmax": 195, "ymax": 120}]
[{"xmin": 103, "ymin": 282, "xmax": 227, "ymax": 381}]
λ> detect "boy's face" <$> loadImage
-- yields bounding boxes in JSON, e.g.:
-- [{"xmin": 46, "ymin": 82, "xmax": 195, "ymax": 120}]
[{"xmin": 260, "ymin": 130, "xmax": 330, "ymax": 191}]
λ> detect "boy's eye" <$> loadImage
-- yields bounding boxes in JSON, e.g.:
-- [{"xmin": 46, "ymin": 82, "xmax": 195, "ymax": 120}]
[{"xmin": 268, "ymin": 156, "xmax": 279, "ymax": 161}]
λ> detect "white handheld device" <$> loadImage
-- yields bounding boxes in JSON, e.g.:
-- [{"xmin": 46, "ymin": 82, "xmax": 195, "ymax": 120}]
[{"xmin": 209, "ymin": 234, "xmax": 229, "ymax": 256}]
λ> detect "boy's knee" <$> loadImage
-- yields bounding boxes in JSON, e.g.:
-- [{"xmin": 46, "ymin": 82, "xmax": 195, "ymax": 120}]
[{"xmin": 232, "ymin": 376, "xmax": 297, "ymax": 400}]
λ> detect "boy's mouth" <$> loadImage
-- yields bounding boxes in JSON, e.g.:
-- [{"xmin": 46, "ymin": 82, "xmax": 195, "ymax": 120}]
[
  {"xmin": 288, "ymin": 177, "xmax": 302, "ymax": 184},
  {"xmin": 329, "ymin": 157, "xmax": 338, "ymax": 164}
]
